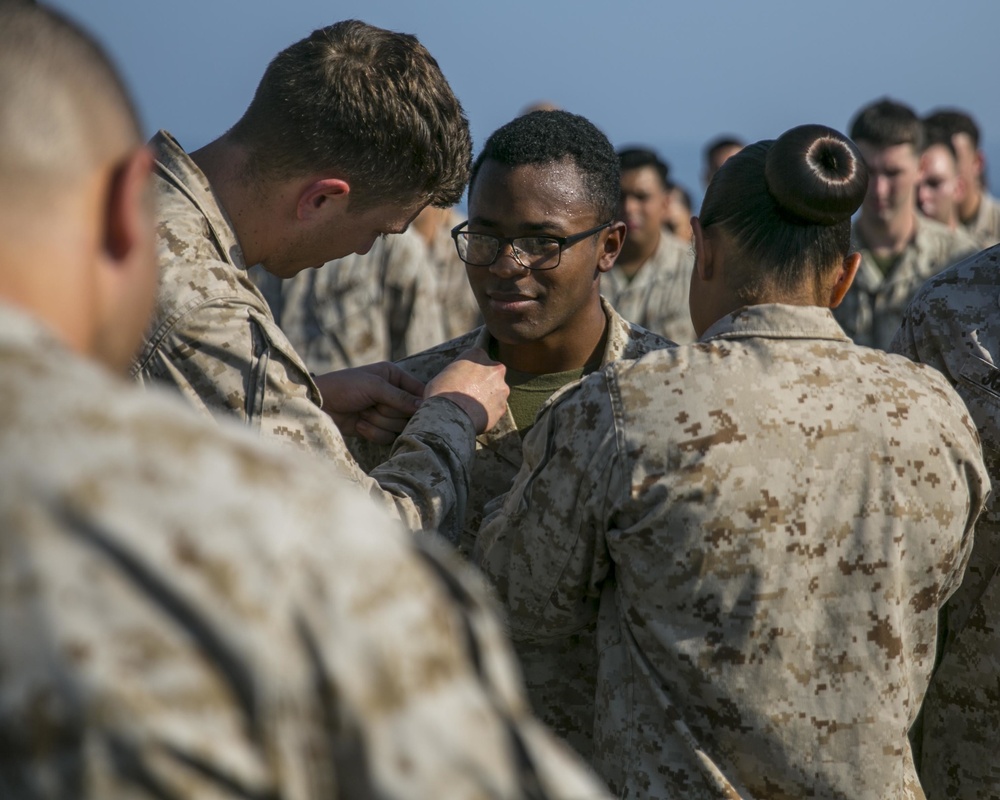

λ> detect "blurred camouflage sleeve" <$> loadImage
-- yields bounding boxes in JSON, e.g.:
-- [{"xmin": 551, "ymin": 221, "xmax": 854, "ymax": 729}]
[{"xmin": 890, "ymin": 251, "xmax": 1000, "ymax": 799}]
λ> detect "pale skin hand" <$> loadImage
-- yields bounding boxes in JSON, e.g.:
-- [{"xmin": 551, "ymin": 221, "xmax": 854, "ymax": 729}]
[
  {"xmin": 424, "ymin": 348, "xmax": 508, "ymax": 434},
  {"xmin": 314, "ymin": 362, "xmax": 425, "ymax": 445}
]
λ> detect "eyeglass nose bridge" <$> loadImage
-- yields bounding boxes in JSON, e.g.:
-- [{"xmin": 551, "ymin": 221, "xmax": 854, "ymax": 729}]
[{"xmin": 493, "ymin": 237, "xmax": 532, "ymax": 271}]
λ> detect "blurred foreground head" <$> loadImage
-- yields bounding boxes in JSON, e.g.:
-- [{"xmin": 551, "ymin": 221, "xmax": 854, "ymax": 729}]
[{"xmin": 0, "ymin": 1, "xmax": 156, "ymax": 372}]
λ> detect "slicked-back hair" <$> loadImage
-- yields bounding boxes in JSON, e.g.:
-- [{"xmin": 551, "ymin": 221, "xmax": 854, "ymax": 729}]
[
  {"xmin": 0, "ymin": 1, "xmax": 141, "ymax": 180},
  {"xmin": 618, "ymin": 147, "xmax": 670, "ymax": 190},
  {"xmin": 700, "ymin": 125, "xmax": 868, "ymax": 302},
  {"xmin": 228, "ymin": 20, "xmax": 471, "ymax": 210},
  {"xmin": 470, "ymin": 110, "xmax": 620, "ymax": 222},
  {"xmin": 849, "ymin": 98, "xmax": 924, "ymax": 153},
  {"xmin": 924, "ymin": 109, "xmax": 981, "ymax": 150}
]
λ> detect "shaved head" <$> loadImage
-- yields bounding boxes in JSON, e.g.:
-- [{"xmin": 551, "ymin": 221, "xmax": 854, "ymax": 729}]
[
  {"xmin": 0, "ymin": 2, "xmax": 156, "ymax": 372},
  {"xmin": 0, "ymin": 2, "xmax": 141, "ymax": 193}
]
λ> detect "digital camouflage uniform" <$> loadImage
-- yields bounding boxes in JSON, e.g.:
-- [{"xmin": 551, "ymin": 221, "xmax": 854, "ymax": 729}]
[
  {"xmin": 352, "ymin": 297, "xmax": 673, "ymax": 759},
  {"xmin": 891, "ymin": 244, "xmax": 1000, "ymax": 800},
  {"xmin": 0, "ymin": 302, "xmax": 610, "ymax": 800},
  {"xmin": 833, "ymin": 217, "xmax": 979, "ymax": 350},
  {"xmin": 962, "ymin": 191, "xmax": 1000, "ymax": 249},
  {"xmin": 264, "ymin": 228, "xmax": 447, "ymax": 373},
  {"xmin": 478, "ymin": 303, "xmax": 988, "ymax": 800},
  {"xmin": 132, "ymin": 131, "xmax": 475, "ymax": 537},
  {"xmin": 426, "ymin": 211, "xmax": 482, "ymax": 341},
  {"xmin": 604, "ymin": 229, "xmax": 696, "ymax": 344}
]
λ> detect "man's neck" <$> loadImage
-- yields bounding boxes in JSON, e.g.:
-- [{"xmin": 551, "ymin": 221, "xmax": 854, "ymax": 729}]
[
  {"xmin": 959, "ymin": 187, "xmax": 984, "ymax": 226},
  {"xmin": 190, "ymin": 138, "xmax": 269, "ymax": 267},
  {"xmin": 494, "ymin": 300, "xmax": 609, "ymax": 375},
  {"xmin": 857, "ymin": 209, "xmax": 917, "ymax": 258},
  {"xmin": 615, "ymin": 228, "xmax": 660, "ymax": 279}
]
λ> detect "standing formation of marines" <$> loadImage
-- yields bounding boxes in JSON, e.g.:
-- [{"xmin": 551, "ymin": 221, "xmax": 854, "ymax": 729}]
[{"xmin": 3, "ymin": 3, "xmax": 999, "ymax": 799}]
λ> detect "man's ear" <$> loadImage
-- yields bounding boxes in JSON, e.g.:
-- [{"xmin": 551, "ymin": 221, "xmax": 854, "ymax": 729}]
[
  {"xmin": 828, "ymin": 252, "xmax": 861, "ymax": 308},
  {"xmin": 297, "ymin": 177, "xmax": 351, "ymax": 220},
  {"xmin": 104, "ymin": 146, "xmax": 154, "ymax": 264},
  {"xmin": 597, "ymin": 221, "xmax": 627, "ymax": 273},
  {"xmin": 691, "ymin": 216, "xmax": 714, "ymax": 280}
]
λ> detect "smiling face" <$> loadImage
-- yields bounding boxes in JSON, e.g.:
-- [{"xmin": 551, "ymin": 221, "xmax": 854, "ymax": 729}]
[{"xmin": 465, "ymin": 158, "xmax": 621, "ymax": 372}]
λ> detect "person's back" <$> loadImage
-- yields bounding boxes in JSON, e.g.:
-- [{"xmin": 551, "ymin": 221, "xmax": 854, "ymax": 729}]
[
  {"xmin": 477, "ymin": 126, "xmax": 988, "ymax": 798},
  {"xmin": 0, "ymin": 304, "xmax": 600, "ymax": 798},
  {"xmin": 892, "ymin": 244, "xmax": 1000, "ymax": 799}
]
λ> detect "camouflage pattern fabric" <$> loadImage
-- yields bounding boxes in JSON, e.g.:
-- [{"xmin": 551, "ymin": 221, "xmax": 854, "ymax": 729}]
[
  {"xmin": 131, "ymin": 131, "xmax": 476, "ymax": 538},
  {"xmin": 0, "ymin": 301, "xmax": 610, "ymax": 800},
  {"xmin": 270, "ymin": 228, "xmax": 447, "ymax": 373},
  {"xmin": 604, "ymin": 230, "xmax": 696, "ymax": 344},
  {"xmin": 426, "ymin": 211, "xmax": 482, "ymax": 341},
  {"xmin": 834, "ymin": 217, "xmax": 979, "ymax": 350},
  {"xmin": 352, "ymin": 298, "xmax": 672, "ymax": 761},
  {"xmin": 963, "ymin": 192, "xmax": 1000, "ymax": 249},
  {"xmin": 478, "ymin": 303, "xmax": 988, "ymax": 799},
  {"xmin": 891, "ymin": 244, "xmax": 1000, "ymax": 800}
]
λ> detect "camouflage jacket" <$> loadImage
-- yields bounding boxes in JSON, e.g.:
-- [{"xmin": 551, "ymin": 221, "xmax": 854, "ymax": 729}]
[
  {"xmin": 963, "ymin": 191, "xmax": 1000, "ymax": 249},
  {"xmin": 131, "ymin": 131, "xmax": 476, "ymax": 537},
  {"xmin": 426, "ymin": 211, "xmax": 482, "ymax": 341},
  {"xmin": 834, "ymin": 217, "xmax": 979, "ymax": 350},
  {"xmin": 478, "ymin": 303, "xmax": 988, "ymax": 799},
  {"xmin": 604, "ymin": 230, "xmax": 696, "ymax": 344},
  {"xmin": 891, "ymin": 244, "xmax": 1000, "ymax": 800},
  {"xmin": 0, "ymin": 302, "xmax": 610, "ymax": 800},
  {"xmin": 352, "ymin": 298, "xmax": 672, "ymax": 760},
  {"xmin": 267, "ymin": 228, "xmax": 447, "ymax": 373}
]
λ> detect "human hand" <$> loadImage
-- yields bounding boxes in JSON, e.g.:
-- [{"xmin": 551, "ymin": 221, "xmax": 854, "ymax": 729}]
[
  {"xmin": 314, "ymin": 362, "xmax": 425, "ymax": 444},
  {"xmin": 424, "ymin": 348, "xmax": 508, "ymax": 434}
]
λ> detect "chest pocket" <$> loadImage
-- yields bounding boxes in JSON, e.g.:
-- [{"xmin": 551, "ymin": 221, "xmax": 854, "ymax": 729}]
[{"xmin": 245, "ymin": 307, "xmax": 321, "ymax": 429}]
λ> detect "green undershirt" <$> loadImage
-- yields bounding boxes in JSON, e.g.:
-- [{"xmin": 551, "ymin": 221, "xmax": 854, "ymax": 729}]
[{"xmin": 505, "ymin": 365, "xmax": 592, "ymax": 435}]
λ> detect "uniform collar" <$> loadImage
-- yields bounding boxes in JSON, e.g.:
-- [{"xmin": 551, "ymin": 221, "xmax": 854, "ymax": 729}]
[
  {"xmin": 150, "ymin": 130, "xmax": 247, "ymax": 270},
  {"xmin": 700, "ymin": 303, "xmax": 851, "ymax": 343}
]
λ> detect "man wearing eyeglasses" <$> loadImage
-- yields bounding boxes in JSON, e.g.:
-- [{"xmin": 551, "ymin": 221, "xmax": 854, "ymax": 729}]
[{"xmin": 352, "ymin": 109, "xmax": 673, "ymax": 759}]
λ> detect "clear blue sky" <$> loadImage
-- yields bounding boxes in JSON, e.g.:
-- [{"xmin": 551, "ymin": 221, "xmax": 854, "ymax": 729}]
[{"xmin": 49, "ymin": 0, "xmax": 1000, "ymax": 199}]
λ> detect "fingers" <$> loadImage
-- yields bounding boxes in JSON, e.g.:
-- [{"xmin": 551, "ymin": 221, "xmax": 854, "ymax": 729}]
[
  {"xmin": 425, "ymin": 349, "xmax": 509, "ymax": 434},
  {"xmin": 357, "ymin": 361, "xmax": 426, "ymax": 397}
]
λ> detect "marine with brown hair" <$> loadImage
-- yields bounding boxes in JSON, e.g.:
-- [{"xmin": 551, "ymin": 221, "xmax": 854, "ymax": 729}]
[
  {"xmin": 477, "ymin": 124, "xmax": 988, "ymax": 798},
  {"xmin": 132, "ymin": 20, "xmax": 510, "ymax": 538}
]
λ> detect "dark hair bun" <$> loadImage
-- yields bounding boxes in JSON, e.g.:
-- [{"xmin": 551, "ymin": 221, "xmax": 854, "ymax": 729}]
[{"xmin": 764, "ymin": 124, "xmax": 868, "ymax": 225}]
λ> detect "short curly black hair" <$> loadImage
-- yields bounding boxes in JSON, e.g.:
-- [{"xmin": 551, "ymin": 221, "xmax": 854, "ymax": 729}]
[{"xmin": 469, "ymin": 110, "xmax": 619, "ymax": 221}]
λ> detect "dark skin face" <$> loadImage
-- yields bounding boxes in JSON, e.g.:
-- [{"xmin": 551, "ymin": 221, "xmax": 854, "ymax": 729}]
[{"xmin": 464, "ymin": 158, "xmax": 625, "ymax": 374}]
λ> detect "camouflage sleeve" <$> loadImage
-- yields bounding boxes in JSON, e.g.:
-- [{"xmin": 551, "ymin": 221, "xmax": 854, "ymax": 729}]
[
  {"xmin": 0, "ymin": 439, "xmax": 607, "ymax": 799},
  {"xmin": 137, "ymin": 296, "xmax": 476, "ymax": 536},
  {"xmin": 476, "ymin": 371, "xmax": 620, "ymax": 639},
  {"xmin": 383, "ymin": 234, "xmax": 447, "ymax": 361}
]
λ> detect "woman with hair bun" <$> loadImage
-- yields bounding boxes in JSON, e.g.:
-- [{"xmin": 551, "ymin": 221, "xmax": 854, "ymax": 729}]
[{"xmin": 478, "ymin": 124, "xmax": 988, "ymax": 798}]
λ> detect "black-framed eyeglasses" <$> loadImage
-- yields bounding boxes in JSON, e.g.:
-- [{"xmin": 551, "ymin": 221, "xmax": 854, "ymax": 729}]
[{"xmin": 451, "ymin": 220, "xmax": 613, "ymax": 271}]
